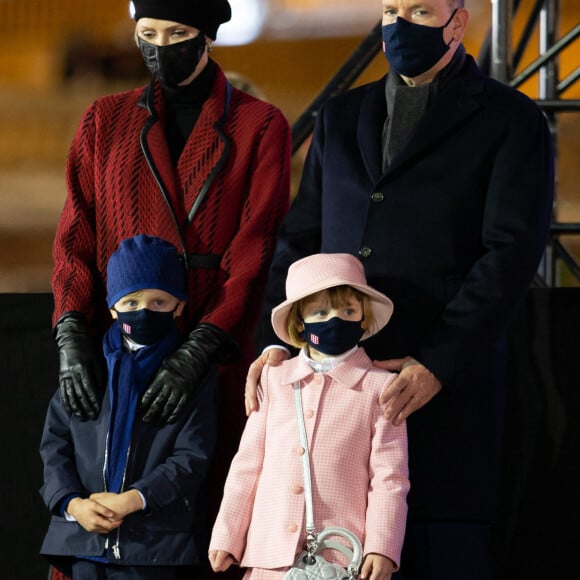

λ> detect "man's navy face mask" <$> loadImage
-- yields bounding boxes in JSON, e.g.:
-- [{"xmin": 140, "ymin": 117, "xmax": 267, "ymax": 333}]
[
  {"xmin": 138, "ymin": 34, "xmax": 206, "ymax": 88},
  {"xmin": 115, "ymin": 308, "xmax": 177, "ymax": 345},
  {"xmin": 301, "ymin": 316, "xmax": 365, "ymax": 357},
  {"xmin": 382, "ymin": 10, "xmax": 457, "ymax": 78}
]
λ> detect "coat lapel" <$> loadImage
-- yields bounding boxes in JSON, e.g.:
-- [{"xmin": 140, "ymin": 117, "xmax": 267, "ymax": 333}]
[
  {"xmin": 138, "ymin": 69, "xmax": 232, "ymax": 232},
  {"xmin": 358, "ymin": 77, "xmax": 387, "ymax": 186},
  {"xmin": 327, "ymin": 348, "xmax": 373, "ymax": 388},
  {"xmin": 138, "ymin": 82, "xmax": 187, "ymax": 228},
  {"xmin": 357, "ymin": 59, "xmax": 486, "ymax": 186},
  {"xmin": 384, "ymin": 59, "xmax": 485, "ymax": 178},
  {"xmin": 178, "ymin": 69, "xmax": 230, "ymax": 228},
  {"xmin": 280, "ymin": 355, "xmax": 315, "ymax": 386}
]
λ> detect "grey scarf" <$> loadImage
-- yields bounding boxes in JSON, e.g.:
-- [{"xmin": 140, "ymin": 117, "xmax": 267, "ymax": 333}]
[{"xmin": 382, "ymin": 44, "xmax": 466, "ymax": 169}]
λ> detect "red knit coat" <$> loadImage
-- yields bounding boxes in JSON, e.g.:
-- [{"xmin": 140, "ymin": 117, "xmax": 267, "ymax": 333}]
[
  {"xmin": 52, "ymin": 63, "xmax": 290, "ymax": 350},
  {"xmin": 51, "ymin": 65, "xmax": 291, "ymax": 524}
]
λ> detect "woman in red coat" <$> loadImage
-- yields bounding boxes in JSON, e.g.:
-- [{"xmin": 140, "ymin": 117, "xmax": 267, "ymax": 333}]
[{"xmin": 51, "ymin": 0, "xmax": 290, "ymax": 555}]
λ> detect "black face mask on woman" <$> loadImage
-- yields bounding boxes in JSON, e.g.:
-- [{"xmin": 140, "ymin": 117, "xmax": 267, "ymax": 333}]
[
  {"xmin": 115, "ymin": 308, "xmax": 177, "ymax": 345},
  {"xmin": 138, "ymin": 34, "xmax": 207, "ymax": 88},
  {"xmin": 382, "ymin": 9, "xmax": 457, "ymax": 78}
]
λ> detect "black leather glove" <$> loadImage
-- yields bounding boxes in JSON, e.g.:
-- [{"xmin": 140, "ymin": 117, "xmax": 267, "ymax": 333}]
[
  {"xmin": 141, "ymin": 322, "xmax": 241, "ymax": 423},
  {"xmin": 54, "ymin": 312, "xmax": 104, "ymax": 420}
]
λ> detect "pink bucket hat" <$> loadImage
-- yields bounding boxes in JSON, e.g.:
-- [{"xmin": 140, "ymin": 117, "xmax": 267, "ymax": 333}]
[{"xmin": 271, "ymin": 253, "xmax": 394, "ymax": 345}]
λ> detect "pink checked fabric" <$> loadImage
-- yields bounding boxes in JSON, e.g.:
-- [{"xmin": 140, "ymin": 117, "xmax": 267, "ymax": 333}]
[{"xmin": 210, "ymin": 347, "xmax": 409, "ymax": 571}]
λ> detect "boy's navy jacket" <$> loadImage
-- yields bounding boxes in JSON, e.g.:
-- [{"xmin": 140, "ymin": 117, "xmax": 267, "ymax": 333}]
[{"xmin": 39, "ymin": 365, "xmax": 219, "ymax": 571}]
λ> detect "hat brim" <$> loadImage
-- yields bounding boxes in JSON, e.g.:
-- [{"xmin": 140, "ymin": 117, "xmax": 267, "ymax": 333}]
[{"xmin": 271, "ymin": 277, "xmax": 394, "ymax": 346}]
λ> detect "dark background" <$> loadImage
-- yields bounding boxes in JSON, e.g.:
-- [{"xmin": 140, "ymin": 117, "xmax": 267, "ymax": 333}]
[{"xmin": 1, "ymin": 289, "xmax": 578, "ymax": 579}]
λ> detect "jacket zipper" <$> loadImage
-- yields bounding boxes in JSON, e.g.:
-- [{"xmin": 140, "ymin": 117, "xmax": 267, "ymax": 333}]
[
  {"xmin": 111, "ymin": 444, "xmax": 131, "ymax": 560},
  {"xmin": 102, "ymin": 433, "xmax": 109, "ymax": 553},
  {"xmin": 103, "ymin": 429, "xmax": 132, "ymax": 560}
]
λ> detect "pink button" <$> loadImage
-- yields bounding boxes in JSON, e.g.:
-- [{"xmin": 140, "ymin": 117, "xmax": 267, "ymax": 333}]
[
  {"xmin": 288, "ymin": 524, "xmax": 298, "ymax": 533},
  {"xmin": 295, "ymin": 447, "xmax": 305, "ymax": 456},
  {"xmin": 305, "ymin": 409, "xmax": 314, "ymax": 418},
  {"xmin": 292, "ymin": 485, "xmax": 304, "ymax": 494}
]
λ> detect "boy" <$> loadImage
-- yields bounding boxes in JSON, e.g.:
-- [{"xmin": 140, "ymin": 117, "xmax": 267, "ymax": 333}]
[{"xmin": 40, "ymin": 235, "xmax": 219, "ymax": 579}]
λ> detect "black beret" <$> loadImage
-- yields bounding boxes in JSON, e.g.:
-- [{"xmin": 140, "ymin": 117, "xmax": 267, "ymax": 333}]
[{"xmin": 130, "ymin": 0, "xmax": 231, "ymax": 40}]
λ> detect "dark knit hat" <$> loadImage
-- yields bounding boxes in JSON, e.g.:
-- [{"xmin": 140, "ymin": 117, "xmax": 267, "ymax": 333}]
[
  {"xmin": 129, "ymin": 0, "xmax": 231, "ymax": 40},
  {"xmin": 106, "ymin": 235, "xmax": 187, "ymax": 308}
]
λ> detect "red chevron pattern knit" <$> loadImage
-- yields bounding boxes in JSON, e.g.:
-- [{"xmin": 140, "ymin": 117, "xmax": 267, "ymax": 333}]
[{"xmin": 52, "ymin": 64, "xmax": 291, "ymax": 352}]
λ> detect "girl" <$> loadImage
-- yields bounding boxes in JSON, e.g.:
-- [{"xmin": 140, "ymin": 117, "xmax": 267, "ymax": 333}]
[{"xmin": 209, "ymin": 253, "xmax": 409, "ymax": 579}]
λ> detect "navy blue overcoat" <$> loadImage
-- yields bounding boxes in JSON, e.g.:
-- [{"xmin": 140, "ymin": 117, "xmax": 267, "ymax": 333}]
[{"xmin": 264, "ymin": 54, "xmax": 554, "ymax": 521}]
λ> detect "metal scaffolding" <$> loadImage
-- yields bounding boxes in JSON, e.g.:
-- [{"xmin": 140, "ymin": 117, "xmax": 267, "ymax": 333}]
[
  {"xmin": 486, "ymin": 0, "xmax": 580, "ymax": 286},
  {"xmin": 290, "ymin": 0, "xmax": 580, "ymax": 286}
]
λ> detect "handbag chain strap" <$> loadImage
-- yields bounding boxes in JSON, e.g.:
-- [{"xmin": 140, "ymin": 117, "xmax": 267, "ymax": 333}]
[
  {"xmin": 292, "ymin": 382, "xmax": 362, "ymax": 579},
  {"xmin": 293, "ymin": 382, "xmax": 318, "ymax": 552}
]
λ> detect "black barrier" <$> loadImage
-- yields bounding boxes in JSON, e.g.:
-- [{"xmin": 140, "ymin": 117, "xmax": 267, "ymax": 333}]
[
  {"xmin": 0, "ymin": 293, "xmax": 57, "ymax": 579},
  {"xmin": 0, "ymin": 290, "xmax": 578, "ymax": 579},
  {"xmin": 495, "ymin": 287, "xmax": 580, "ymax": 578}
]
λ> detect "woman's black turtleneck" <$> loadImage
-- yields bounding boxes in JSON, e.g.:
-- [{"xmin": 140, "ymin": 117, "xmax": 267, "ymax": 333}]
[{"xmin": 162, "ymin": 59, "xmax": 216, "ymax": 165}]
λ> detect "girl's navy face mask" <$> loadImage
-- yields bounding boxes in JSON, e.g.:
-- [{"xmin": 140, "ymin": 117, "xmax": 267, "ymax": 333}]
[
  {"xmin": 382, "ymin": 10, "xmax": 457, "ymax": 78},
  {"xmin": 301, "ymin": 316, "xmax": 364, "ymax": 356}
]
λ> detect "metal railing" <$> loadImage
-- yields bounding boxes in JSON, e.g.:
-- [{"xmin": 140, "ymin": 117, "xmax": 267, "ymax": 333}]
[{"xmin": 290, "ymin": 0, "xmax": 579, "ymax": 286}]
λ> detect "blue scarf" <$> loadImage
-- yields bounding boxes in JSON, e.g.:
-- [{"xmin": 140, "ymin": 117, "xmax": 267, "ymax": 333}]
[{"xmin": 102, "ymin": 323, "xmax": 180, "ymax": 493}]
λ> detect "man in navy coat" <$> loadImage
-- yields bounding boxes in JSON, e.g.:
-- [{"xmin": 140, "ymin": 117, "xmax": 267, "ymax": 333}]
[{"xmin": 247, "ymin": 0, "xmax": 554, "ymax": 578}]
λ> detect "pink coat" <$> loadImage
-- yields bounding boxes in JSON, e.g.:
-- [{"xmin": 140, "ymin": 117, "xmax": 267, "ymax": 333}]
[{"xmin": 209, "ymin": 348, "xmax": 409, "ymax": 570}]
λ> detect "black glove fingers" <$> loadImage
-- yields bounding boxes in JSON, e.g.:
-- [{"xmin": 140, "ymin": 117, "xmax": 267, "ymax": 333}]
[
  {"xmin": 61, "ymin": 374, "xmax": 88, "ymax": 420},
  {"xmin": 141, "ymin": 323, "xmax": 237, "ymax": 424},
  {"xmin": 159, "ymin": 387, "xmax": 185, "ymax": 423},
  {"xmin": 141, "ymin": 377, "xmax": 163, "ymax": 407},
  {"xmin": 54, "ymin": 313, "xmax": 103, "ymax": 419},
  {"xmin": 167, "ymin": 393, "xmax": 188, "ymax": 424},
  {"xmin": 142, "ymin": 380, "xmax": 171, "ymax": 423},
  {"xmin": 142, "ymin": 397, "xmax": 164, "ymax": 423},
  {"xmin": 59, "ymin": 377, "xmax": 74, "ymax": 415},
  {"xmin": 80, "ymin": 374, "xmax": 101, "ymax": 418},
  {"xmin": 72, "ymin": 372, "xmax": 97, "ymax": 420},
  {"xmin": 157, "ymin": 382, "xmax": 182, "ymax": 421}
]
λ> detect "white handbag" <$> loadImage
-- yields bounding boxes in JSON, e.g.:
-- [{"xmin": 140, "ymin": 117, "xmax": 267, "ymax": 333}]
[{"xmin": 284, "ymin": 382, "xmax": 363, "ymax": 580}]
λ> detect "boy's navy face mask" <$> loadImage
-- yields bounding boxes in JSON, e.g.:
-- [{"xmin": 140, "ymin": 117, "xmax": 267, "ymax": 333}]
[
  {"xmin": 138, "ymin": 34, "xmax": 206, "ymax": 87},
  {"xmin": 115, "ymin": 308, "xmax": 177, "ymax": 345},
  {"xmin": 382, "ymin": 10, "xmax": 457, "ymax": 78}
]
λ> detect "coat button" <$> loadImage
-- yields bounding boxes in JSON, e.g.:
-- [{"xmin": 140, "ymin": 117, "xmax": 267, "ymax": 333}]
[
  {"xmin": 292, "ymin": 485, "xmax": 304, "ymax": 494},
  {"xmin": 313, "ymin": 375, "xmax": 324, "ymax": 386},
  {"xmin": 289, "ymin": 524, "xmax": 298, "ymax": 533},
  {"xmin": 371, "ymin": 191, "xmax": 384, "ymax": 203},
  {"xmin": 305, "ymin": 409, "xmax": 314, "ymax": 419},
  {"xmin": 359, "ymin": 246, "xmax": 372, "ymax": 258},
  {"xmin": 295, "ymin": 447, "xmax": 305, "ymax": 456}
]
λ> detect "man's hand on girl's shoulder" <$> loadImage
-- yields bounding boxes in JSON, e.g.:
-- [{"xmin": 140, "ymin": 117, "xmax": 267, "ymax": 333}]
[
  {"xmin": 375, "ymin": 357, "xmax": 442, "ymax": 425},
  {"xmin": 244, "ymin": 346, "xmax": 289, "ymax": 415}
]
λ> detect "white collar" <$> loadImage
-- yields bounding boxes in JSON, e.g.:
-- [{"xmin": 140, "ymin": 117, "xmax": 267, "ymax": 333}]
[
  {"xmin": 123, "ymin": 336, "xmax": 146, "ymax": 352},
  {"xmin": 300, "ymin": 345, "xmax": 359, "ymax": 374}
]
